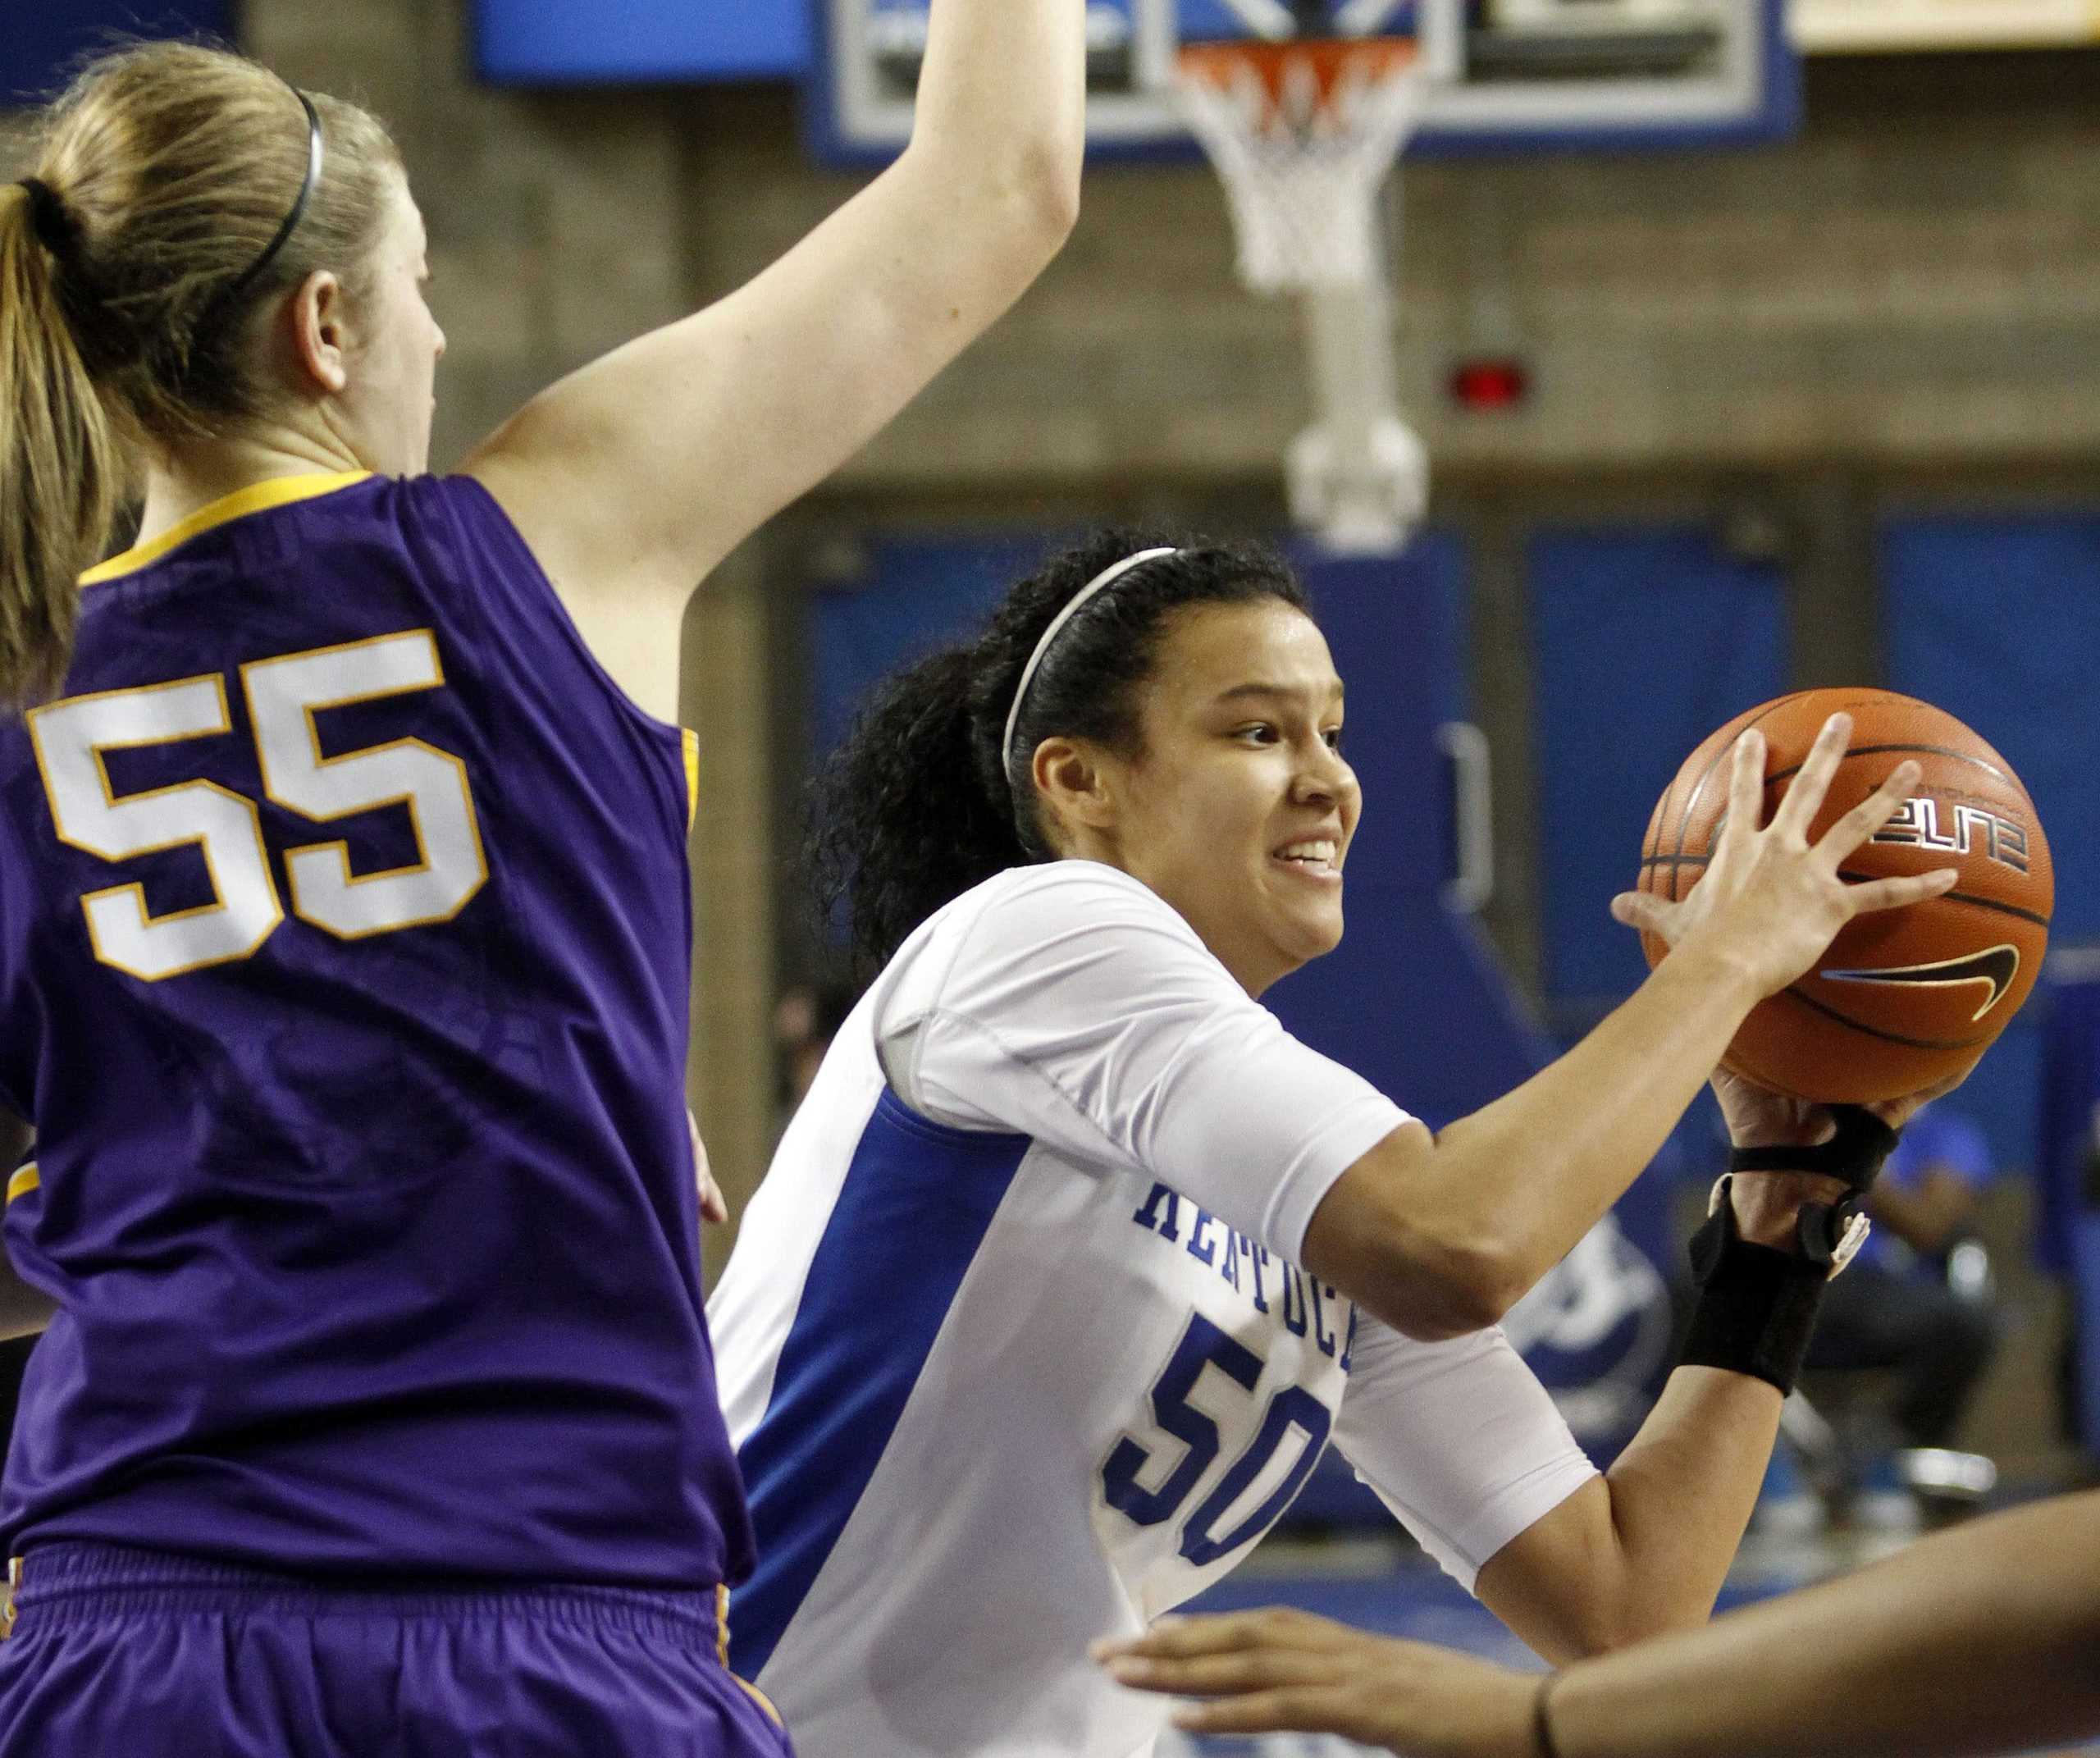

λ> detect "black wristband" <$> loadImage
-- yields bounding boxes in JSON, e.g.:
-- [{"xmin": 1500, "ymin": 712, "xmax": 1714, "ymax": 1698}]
[
  {"xmin": 1678, "ymin": 1181, "xmax": 1831, "ymax": 1395},
  {"xmin": 1728, "ymin": 1104, "xmax": 1898, "ymax": 1193}
]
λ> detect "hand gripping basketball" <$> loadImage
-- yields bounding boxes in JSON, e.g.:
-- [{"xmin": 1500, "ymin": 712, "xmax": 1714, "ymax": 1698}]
[{"xmin": 1609, "ymin": 714, "xmax": 1960, "ymax": 1003}]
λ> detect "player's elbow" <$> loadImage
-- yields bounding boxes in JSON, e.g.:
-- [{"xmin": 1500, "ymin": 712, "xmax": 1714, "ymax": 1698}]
[
  {"xmin": 1305, "ymin": 1127, "xmax": 1531, "ymax": 1340},
  {"xmin": 1417, "ymin": 1237, "xmax": 1529, "ymax": 1336},
  {"xmin": 991, "ymin": 131, "xmax": 1084, "ymax": 265},
  {"xmin": 915, "ymin": 122, "xmax": 1082, "ymax": 267},
  {"xmin": 1354, "ymin": 1233, "xmax": 1527, "ymax": 1341},
  {"xmin": 1025, "ymin": 134, "xmax": 1084, "ymax": 244}
]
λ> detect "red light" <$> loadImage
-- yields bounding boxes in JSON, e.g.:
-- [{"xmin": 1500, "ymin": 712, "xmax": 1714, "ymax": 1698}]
[{"xmin": 1449, "ymin": 359, "xmax": 1531, "ymax": 411}]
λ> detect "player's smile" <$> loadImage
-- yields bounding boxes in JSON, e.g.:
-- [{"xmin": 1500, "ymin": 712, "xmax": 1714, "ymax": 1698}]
[{"xmin": 1271, "ymin": 833, "xmax": 1344, "ymax": 884}]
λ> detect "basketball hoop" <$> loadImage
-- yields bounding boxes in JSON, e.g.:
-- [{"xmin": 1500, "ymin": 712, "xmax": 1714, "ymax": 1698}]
[
  {"xmin": 1175, "ymin": 35, "xmax": 1431, "ymax": 552},
  {"xmin": 1175, "ymin": 38, "xmax": 1423, "ymax": 295}
]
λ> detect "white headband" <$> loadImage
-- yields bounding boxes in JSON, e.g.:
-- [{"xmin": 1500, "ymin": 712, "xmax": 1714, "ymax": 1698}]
[{"xmin": 1001, "ymin": 547, "xmax": 1180, "ymax": 781}]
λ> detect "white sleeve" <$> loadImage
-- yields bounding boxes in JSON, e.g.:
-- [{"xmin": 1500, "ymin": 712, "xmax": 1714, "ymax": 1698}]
[
  {"xmin": 1332, "ymin": 1314, "xmax": 1600, "ymax": 1592},
  {"xmin": 879, "ymin": 863, "xmax": 1408, "ymax": 1265}
]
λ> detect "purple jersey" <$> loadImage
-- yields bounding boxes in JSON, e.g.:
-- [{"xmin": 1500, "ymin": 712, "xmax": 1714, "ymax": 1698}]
[{"xmin": 0, "ymin": 472, "xmax": 751, "ymax": 1591}]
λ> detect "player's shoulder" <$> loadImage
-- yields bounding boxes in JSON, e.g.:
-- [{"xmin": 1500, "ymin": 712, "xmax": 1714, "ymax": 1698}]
[
  {"xmin": 876, "ymin": 860, "xmax": 1220, "ymax": 1031},
  {"xmin": 935, "ymin": 860, "xmax": 1207, "ymax": 957}
]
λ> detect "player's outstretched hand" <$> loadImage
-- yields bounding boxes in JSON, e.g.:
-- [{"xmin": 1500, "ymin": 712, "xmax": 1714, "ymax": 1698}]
[
  {"xmin": 1094, "ymin": 1610, "xmax": 1537, "ymax": 1756},
  {"xmin": 1610, "ymin": 713, "xmax": 1958, "ymax": 1002}
]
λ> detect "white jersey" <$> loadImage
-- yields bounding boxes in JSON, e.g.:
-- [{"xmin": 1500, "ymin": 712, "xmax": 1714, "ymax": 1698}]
[{"xmin": 709, "ymin": 861, "xmax": 1597, "ymax": 1758}]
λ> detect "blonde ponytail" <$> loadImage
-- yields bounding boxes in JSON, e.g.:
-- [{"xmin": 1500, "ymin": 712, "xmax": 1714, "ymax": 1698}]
[
  {"xmin": 0, "ymin": 43, "xmax": 402, "ymax": 710},
  {"xmin": 0, "ymin": 180, "xmax": 121, "ymax": 708}
]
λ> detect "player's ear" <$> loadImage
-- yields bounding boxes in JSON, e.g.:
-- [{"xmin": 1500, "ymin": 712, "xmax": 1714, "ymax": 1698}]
[
  {"xmin": 289, "ymin": 269, "xmax": 350, "ymax": 395},
  {"xmin": 1033, "ymin": 737, "xmax": 1116, "ymax": 842}
]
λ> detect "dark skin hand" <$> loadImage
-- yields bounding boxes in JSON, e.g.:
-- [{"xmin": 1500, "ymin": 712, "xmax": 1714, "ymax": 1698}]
[
  {"xmin": 1708, "ymin": 1065, "xmax": 1971, "ymax": 1250},
  {"xmin": 1097, "ymin": 1488, "xmax": 2100, "ymax": 1758}
]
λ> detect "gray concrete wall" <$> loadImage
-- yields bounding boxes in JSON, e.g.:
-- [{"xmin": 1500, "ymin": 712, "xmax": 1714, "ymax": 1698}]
[{"xmin": 240, "ymin": 8, "xmax": 2100, "ymax": 491}]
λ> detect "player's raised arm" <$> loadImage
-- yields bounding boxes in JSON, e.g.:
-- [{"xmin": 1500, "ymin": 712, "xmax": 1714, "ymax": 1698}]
[{"xmin": 464, "ymin": 0, "xmax": 1087, "ymax": 715}]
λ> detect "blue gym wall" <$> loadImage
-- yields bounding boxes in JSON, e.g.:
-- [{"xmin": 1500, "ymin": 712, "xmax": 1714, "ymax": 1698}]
[
  {"xmin": 474, "ymin": 0, "xmax": 808, "ymax": 83},
  {"xmin": 1527, "ymin": 525, "xmax": 1791, "ymax": 1037},
  {"xmin": 2, "ymin": 2, "xmax": 231, "ymax": 102}
]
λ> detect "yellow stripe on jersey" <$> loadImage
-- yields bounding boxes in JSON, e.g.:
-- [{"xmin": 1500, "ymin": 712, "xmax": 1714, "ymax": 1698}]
[
  {"xmin": 735, "ymin": 1677, "xmax": 783, "ymax": 1728},
  {"xmin": 712, "ymin": 1586, "xmax": 782, "ymax": 1726},
  {"xmin": 683, "ymin": 729, "xmax": 701, "ymax": 833},
  {"xmin": 6, "ymin": 1164, "xmax": 39, "ymax": 1205},
  {"xmin": 81, "ymin": 472, "xmax": 373, "ymax": 587}
]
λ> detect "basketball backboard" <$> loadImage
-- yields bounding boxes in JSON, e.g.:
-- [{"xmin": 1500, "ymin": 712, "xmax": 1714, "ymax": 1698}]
[{"xmin": 811, "ymin": 0, "xmax": 1798, "ymax": 162}]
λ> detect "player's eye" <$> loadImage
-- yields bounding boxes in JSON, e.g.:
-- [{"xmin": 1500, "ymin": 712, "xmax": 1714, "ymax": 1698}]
[
  {"xmin": 1323, "ymin": 727, "xmax": 1345, "ymax": 752},
  {"xmin": 1233, "ymin": 723, "xmax": 1279, "ymax": 745}
]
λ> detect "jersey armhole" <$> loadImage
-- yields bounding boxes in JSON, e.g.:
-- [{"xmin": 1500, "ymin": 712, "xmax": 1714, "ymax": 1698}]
[{"xmin": 435, "ymin": 474, "xmax": 694, "ymax": 749}]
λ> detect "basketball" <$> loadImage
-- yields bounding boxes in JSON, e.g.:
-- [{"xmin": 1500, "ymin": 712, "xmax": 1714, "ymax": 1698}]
[{"xmin": 1638, "ymin": 688, "xmax": 2054, "ymax": 1104}]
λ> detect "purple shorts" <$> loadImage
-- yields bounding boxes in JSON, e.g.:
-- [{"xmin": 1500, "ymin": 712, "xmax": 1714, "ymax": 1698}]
[{"xmin": 0, "ymin": 1544, "xmax": 793, "ymax": 1758}]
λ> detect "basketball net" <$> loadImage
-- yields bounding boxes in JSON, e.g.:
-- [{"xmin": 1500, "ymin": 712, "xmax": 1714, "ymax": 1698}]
[{"xmin": 1176, "ymin": 38, "xmax": 1430, "ymax": 552}]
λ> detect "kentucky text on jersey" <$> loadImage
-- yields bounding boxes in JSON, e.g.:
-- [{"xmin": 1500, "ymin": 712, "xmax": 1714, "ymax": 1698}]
[{"xmin": 1130, "ymin": 1183, "xmax": 1357, "ymax": 1369}]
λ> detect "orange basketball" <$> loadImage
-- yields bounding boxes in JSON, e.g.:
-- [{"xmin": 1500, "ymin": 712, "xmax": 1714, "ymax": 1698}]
[{"xmin": 1639, "ymin": 688, "xmax": 2053, "ymax": 1103}]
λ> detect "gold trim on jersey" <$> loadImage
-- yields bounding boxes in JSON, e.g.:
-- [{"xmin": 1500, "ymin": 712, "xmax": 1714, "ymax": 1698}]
[
  {"xmin": 713, "ymin": 1585, "xmax": 783, "ymax": 1727},
  {"xmin": 735, "ymin": 1677, "xmax": 783, "ymax": 1727},
  {"xmin": 5, "ymin": 1164, "xmax": 38, "ymax": 1205},
  {"xmin": 683, "ymin": 729, "xmax": 700, "ymax": 833},
  {"xmin": 80, "ymin": 471, "xmax": 373, "ymax": 587}
]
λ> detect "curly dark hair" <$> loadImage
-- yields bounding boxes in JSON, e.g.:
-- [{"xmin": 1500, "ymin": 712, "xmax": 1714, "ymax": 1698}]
[{"xmin": 810, "ymin": 528, "xmax": 1309, "ymax": 979}]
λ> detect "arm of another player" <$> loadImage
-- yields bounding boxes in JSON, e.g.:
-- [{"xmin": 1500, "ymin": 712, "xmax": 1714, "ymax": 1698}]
[
  {"xmin": 1098, "ymin": 1487, "xmax": 2100, "ymax": 1758},
  {"xmin": 462, "ymin": 0, "xmax": 1087, "ymax": 722},
  {"xmin": 0, "ymin": 1109, "xmax": 52, "ymax": 1341},
  {"xmin": 1302, "ymin": 720, "xmax": 1955, "ymax": 1340}
]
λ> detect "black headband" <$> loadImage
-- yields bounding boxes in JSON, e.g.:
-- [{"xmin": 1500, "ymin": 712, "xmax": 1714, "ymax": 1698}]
[
  {"xmin": 219, "ymin": 85, "xmax": 326, "ymax": 310},
  {"xmin": 15, "ymin": 178, "xmax": 77, "ymax": 258}
]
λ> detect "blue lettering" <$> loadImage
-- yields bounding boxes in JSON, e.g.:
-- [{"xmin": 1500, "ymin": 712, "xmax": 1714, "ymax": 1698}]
[
  {"xmin": 1281, "ymin": 1267, "xmax": 1308, "ymax": 1337},
  {"xmin": 1245, "ymin": 1243, "xmax": 1271, "ymax": 1313},
  {"xmin": 1340, "ymin": 1303, "xmax": 1358, "ymax": 1373},
  {"xmin": 1310, "ymin": 1281, "xmax": 1336, "ymax": 1358},
  {"xmin": 1132, "ymin": 1184, "xmax": 1182, "ymax": 1242},
  {"xmin": 1217, "ymin": 1231, "xmax": 1243, "ymax": 1292},
  {"xmin": 1186, "ymin": 1208, "xmax": 1218, "ymax": 1267}
]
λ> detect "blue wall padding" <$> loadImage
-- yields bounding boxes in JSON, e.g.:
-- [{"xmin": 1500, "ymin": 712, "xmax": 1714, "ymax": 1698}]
[
  {"xmin": 812, "ymin": 534, "xmax": 1062, "ymax": 764},
  {"xmin": 474, "ymin": 0, "xmax": 810, "ymax": 83},
  {"xmin": 1881, "ymin": 516, "xmax": 2100, "ymax": 941},
  {"xmin": 1527, "ymin": 526, "xmax": 1789, "ymax": 1018},
  {"xmin": 3, "ymin": 3, "xmax": 230, "ymax": 103},
  {"xmin": 1883, "ymin": 514, "xmax": 2100, "ymax": 1171}
]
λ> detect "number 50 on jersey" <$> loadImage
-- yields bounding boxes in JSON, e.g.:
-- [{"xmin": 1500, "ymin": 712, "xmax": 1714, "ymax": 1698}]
[{"xmin": 29, "ymin": 629, "xmax": 486, "ymax": 983}]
